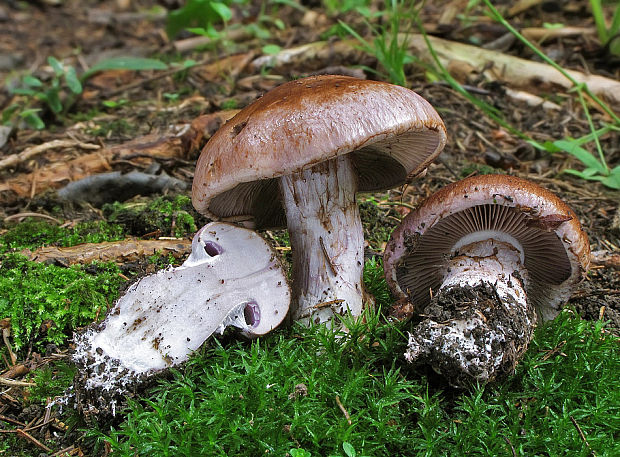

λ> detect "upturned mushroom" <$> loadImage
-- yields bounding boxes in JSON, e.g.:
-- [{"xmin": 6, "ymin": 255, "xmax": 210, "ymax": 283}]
[
  {"xmin": 192, "ymin": 75, "xmax": 447, "ymax": 325},
  {"xmin": 383, "ymin": 174, "xmax": 590, "ymax": 386},
  {"xmin": 70, "ymin": 222, "xmax": 290, "ymax": 416}
]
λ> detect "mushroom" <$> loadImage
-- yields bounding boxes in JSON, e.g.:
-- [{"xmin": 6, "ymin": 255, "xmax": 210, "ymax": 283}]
[
  {"xmin": 70, "ymin": 222, "xmax": 290, "ymax": 416},
  {"xmin": 192, "ymin": 75, "xmax": 447, "ymax": 324},
  {"xmin": 383, "ymin": 174, "xmax": 590, "ymax": 386}
]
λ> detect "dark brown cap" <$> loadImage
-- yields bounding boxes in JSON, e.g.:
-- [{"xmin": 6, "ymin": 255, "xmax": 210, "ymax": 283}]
[{"xmin": 192, "ymin": 75, "xmax": 447, "ymax": 228}]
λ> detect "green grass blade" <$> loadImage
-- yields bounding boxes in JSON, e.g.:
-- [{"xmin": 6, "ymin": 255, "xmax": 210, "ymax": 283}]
[
  {"xmin": 553, "ymin": 140, "xmax": 607, "ymax": 174},
  {"xmin": 83, "ymin": 57, "xmax": 168, "ymax": 80},
  {"xmin": 589, "ymin": 0, "xmax": 609, "ymax": 43}
]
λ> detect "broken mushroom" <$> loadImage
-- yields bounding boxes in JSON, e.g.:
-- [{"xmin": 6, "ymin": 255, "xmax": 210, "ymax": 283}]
[
  {"xmin": 192, "ymin": 75, "xmax": 447, "ymax": 324},
  {"xmin": 69, "ymin": 222, "xmax": 290, "ymax": 416},
  {"xmin": 383, "ymin": 174, "xmax": 590, "ymax": 386}
]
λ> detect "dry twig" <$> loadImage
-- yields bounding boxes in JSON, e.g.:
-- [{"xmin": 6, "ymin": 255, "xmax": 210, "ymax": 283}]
[
  {"xmin": 0, "ymin": 377, "xmax": 36, "ymax": 387},
  {"xmin": 0, "ymin": 140, "xmax": 100, "ymax": 172},
  {"xmin": 16, "ymin": 428, "xmax": 52, "ymax": 453},
  {"xmin": 25, "ymin": 238, "xmax": 192, "ymax": 265}
]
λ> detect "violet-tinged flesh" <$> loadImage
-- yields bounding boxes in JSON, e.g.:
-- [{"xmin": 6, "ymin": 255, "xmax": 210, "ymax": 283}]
[{"xmin": 66, "ymin": 222, "xmax": 290, "ymax": 417}]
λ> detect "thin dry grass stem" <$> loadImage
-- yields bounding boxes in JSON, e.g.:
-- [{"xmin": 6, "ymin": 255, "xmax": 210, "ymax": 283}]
[
  {"xmin": 570, "ymin": 415, "xmax": 596, "ymax": 457},
  {"xmin": 501, "ymin": 435, "xmax": 518, "ymax": 457},
  {"xmin": 4, "ymin": 212, "xmax": 62, "ymax": 224},
  {"xmin": 335, "ymin": 395, "xmax": 352, "ymax": 425}
]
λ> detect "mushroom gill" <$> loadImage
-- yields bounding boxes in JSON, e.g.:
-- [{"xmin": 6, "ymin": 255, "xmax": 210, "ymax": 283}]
[{"xmin": 395, "ymin": 203, "xmax": 572, "ymax": 312}]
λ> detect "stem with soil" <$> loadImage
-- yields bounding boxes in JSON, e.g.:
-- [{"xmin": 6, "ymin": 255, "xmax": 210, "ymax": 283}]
[{"xmin": 405, "ymin": 238, "xmax": 536, "ymax": 385}]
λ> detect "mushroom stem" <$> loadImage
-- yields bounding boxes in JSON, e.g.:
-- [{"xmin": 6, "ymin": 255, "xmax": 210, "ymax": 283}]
[
  {"xmin": 280, "ymin": 155, "xmax": 365, "ymax": 325},
  {"xmin": 405, "ymin": 238, "xmax": 536, "ymax": 385}
]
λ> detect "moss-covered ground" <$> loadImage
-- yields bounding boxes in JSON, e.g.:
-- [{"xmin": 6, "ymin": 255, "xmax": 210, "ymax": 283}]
[{"xmin": 0, "ymin": 198, "xmax": 618, "ymax": 457}]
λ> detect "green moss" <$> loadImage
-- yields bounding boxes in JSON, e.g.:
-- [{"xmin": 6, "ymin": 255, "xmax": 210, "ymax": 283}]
[
  {"xmin": 0, "ymin": 220, "xmax": 125, "ymax": 252},
  {"xmin": 363, "ymin": 257, "xmax": 392, "ymax": 309},
  {"xmin": 87, "ymin": 118, "xmax": 133, "ymax": 138},
  {"xmin": 0, "ymin": 254, "xmax": 124, "ymax": 351},
  {"xmin": 148, "ymin": 251, "xmax": 181, "ymax": 269},
  {"xmin": 103, "ymin": 194, "xmax": 198, "ymax": 238},
  {"xmin": 28, "ymin": 361, "xmax": 76, "ymax": 404},
  {"xmin": 95, "ymin": 312, "xmax": 618, "ymax": 457},
  {"xmin": 68, "ymin": 106, "xmax": 107, "ymax": 123},
  {"xmin": 459, "ymin": 163, "xmax": 501, "ymax": 177},
  {"xmin": 220, "ymin": 98, "xmax": 239, "ymax": 110}
]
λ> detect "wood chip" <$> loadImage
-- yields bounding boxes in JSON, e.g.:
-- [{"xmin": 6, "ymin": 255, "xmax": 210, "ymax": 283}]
[{"xmin": 25, "ymin": 238, "xmax": 192, "ymax": 265}]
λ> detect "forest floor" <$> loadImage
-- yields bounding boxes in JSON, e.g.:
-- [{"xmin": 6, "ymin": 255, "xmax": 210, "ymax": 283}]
[{"xmin": 0, "ymin": 1, "xmax": 618, "ymax": 456}]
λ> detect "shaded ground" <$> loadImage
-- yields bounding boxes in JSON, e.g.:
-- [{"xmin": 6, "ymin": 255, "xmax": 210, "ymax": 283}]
[{"xmin": 0, "ymin": 0, "xmax": 618, "ymax": 455}]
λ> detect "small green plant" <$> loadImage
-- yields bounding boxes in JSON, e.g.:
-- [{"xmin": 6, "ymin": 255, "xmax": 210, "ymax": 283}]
[
  {"xmin": 102, "ymin": 98, "xmax": 129, "ymax": 109},
  {"xmin": 590, "ymin": 0, "xmax": 620, "ymax": 55},
  {"xmin": 3, "ymin": 56, "xmax": 168, "ymax": 129},
  {"xmin": 3, "ymin": 57, "xmax": 81, "ymax": 129},
  {"xmin": 532, "ymin": 126, "xmax": 620, "ymax": 189},
  {"xmin": 261, "ymin": 43, "xmax": 283, "ymax": 55},
  {"xmin": 338, "ymin": 0, "xmax": 418, "ymax": 86},
  {"xmin": 289, "ymin": 449, "xmax": 312, "ymax": 457},
  {"xmin": 163, "ymin": 92, "xmax": 181, "ymax": 102},
  {"xmin": 166, "ymin": 0, "xmax": 233, "ymax": 39},
  {"xmin": 167, "ymin": 0, "xmax": 290, "ymax": 52}
]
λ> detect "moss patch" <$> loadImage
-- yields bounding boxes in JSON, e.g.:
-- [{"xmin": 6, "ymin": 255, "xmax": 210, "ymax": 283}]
[
  {"xmin": 0, "ymin": 220, "xmax": 125, "ymax": 252},
  {"xmin": 103, "ymin": 194, "xmax": 198, "ymax": 238},
  {"xmin": 0, "ymin": 253, "xmax": 124, "ymax": 351}
]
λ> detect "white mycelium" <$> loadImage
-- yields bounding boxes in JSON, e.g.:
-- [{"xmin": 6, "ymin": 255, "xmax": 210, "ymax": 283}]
[{"xmin": 71, "ymin": 222, "xmax": 289, "ymax": 406}]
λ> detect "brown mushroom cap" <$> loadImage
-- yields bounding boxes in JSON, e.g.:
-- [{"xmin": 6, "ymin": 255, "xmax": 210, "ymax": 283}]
[
  {"xmin": 192, "ymin": 75, "xmax": 447, "ymax": 228},
  {"xmin": 383, "ymin": 174, "xmax": 590, "ymax": 321}
]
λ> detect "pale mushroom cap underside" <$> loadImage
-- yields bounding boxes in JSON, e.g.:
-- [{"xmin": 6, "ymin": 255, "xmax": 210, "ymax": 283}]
[
  {"xmin": 384, "ymin": 174, "xmax": 590, "ymax": 321},
  {"xmin": 192, "ymin": 75, "xmax": 447, "ymax": 228}
]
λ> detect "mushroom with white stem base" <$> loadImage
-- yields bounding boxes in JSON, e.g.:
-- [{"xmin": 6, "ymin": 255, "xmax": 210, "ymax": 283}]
[
  {"xmin": 66, "ymin": 222, "xmax": 290, "ymax": 418},
  {"xmin": 192, "ymin": 75, "xmax": 447, "ymax": 325},
  {"xmin": 383, "ymin": 175, "xmax": 590, "ymax": 386}
]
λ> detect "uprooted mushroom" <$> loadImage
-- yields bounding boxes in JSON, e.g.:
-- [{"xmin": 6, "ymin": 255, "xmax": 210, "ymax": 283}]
[
  {"xmin": 383, "ymin": 174, "xmax": 590, "ymax": 386},
  {"xmin": 68, "ymin": 222, "xmax": 290, "ymax": 417},
  {"xmin": 192, "ymin": 75, "xmax": 447, "ymax": 325}
]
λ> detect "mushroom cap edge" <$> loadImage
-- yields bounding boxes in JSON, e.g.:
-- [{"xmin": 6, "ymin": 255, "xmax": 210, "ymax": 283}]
[{"xmin": 383, "ymin": 174, "xmax": 590, "ymax": 321}]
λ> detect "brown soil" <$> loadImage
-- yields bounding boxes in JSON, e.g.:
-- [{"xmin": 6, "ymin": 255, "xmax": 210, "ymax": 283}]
[{"xmin": 406, "ymin": 282, "xmax": 536, "ymax": 387}]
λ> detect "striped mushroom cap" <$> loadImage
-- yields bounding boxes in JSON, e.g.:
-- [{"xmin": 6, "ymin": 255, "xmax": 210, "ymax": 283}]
[
  {"xmin": 192, "ymin": 75, "xmax": 447, "ymax": 228},
  {"xmin": 383, "ymin": 174, "xmax": 590, "ymax": 321}
]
